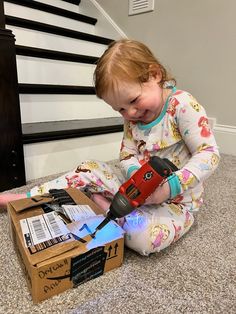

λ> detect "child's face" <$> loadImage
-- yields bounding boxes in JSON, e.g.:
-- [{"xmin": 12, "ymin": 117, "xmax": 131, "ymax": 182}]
[{"xmin": 103, "ymin": 74, "xmax": 166, "ymax": 124}]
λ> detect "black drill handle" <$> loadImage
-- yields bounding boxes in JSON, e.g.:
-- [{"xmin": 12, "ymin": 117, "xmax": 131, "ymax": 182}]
[{"xmin": 149, "ymin": 156, "xmax": 178, "ymax": 177}]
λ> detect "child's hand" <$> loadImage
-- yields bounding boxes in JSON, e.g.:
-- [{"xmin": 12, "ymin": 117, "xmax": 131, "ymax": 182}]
[
  {"xmin": 91, "ymin": 193, "xmax": 111, "ymax": 213},
  {"xmin": 144, "ymin": 181, "xmax": 170, "ymax": 205},
  {"xmin": 0, "ymin": 193, "xmax": 27, "ymax": 210}
]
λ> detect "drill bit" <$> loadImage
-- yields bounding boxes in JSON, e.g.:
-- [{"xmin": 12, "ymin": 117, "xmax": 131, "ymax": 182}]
[{"xmin": 90, "ymin": 216, "xmax": 111, "ymax": 238}]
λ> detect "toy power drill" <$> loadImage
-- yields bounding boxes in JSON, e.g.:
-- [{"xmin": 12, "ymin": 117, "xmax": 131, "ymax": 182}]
[{"xmin": 91, "ymin": 156, "xmax": 178, "ymax": 237}]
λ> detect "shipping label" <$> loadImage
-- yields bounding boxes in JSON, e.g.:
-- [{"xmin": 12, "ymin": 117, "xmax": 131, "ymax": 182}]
[{"xmin": 20, "ymin": 212, "xmax": 70, "ymax": 253}]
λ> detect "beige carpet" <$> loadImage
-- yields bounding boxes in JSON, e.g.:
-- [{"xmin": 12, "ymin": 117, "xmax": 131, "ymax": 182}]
[{"xmin": 0, "ymin": 154, "xmax": 235, "ymax": 313}]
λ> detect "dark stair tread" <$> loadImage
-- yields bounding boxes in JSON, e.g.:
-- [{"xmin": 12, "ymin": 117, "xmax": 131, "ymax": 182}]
[
  {"xmin": 16, "ymin": 45, "xmax": 99, "ymax": 64},
  {"xmin": 62, "ymin": 0, "xmax": 81, "ymax": 5},
  {"xmin": 18, "ymin": 84, "xmax": 95, "ymax": 94},
  {"xmin": 22, "ymin": 117, "xmax": 124, "ymax": 144},
  {"xmin": 4, "ymin": 0, "xmax": 96, "ymax": 25},
  {"xmin": 6, "ymin": 15, "xmax": 113, "ymax": 45}
]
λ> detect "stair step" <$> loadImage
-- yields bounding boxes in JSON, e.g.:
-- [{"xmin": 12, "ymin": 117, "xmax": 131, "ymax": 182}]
[
  {"xmin": 6, "ymin": 15, "xmax": 113, "ymax": 45},
  {"xmin": 62, "ymin": 0, "xmax": 81, "ymax": 5},
  {"xmin": 4, "ymin": 0, "xmax": 96, "ymax": 25},
  {"xmin": 22, "ymin": 117, "xmax": 124, "ymax": 144},
  {"xmin": 18, "ymin": 84, "xmax": 95, "ymax": 94},
  {"xmin": 16, "ymin": 45, "xmax": 99, "ymax": 64}
]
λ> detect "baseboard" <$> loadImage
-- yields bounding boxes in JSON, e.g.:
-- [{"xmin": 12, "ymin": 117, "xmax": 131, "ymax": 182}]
[
  {"xmin": 91, "ymin": 0, "xmax": 128, "ymax": 38},
  {"xmin": 213, "ymin": 124, "xmax": 236, "ymax": 156}
]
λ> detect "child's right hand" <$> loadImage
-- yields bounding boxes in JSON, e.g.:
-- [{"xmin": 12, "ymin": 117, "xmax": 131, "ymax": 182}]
[
  {"xmin": 0, "ymin": 193, "xmax": 27, "ymax": 210},
  {"xmin": 144, "ymin": 181, "xmax": 171, "ymax": 205}
]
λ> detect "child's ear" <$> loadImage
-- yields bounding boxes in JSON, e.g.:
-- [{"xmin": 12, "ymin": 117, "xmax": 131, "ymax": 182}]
[{"xmin": 149, "ymin": 64, "xmax": 162, "ymax": 82}]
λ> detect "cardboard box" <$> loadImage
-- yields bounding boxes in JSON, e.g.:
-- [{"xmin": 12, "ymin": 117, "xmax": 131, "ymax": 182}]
[{"xmin": 7, "ymin": 188, "xmax": 124, "ymax": 303}]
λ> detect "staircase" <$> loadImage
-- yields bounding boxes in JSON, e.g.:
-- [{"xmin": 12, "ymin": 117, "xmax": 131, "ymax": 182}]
[{"xmin": 0, "ymin": 0, "xmax": 124, "ymax": 191}]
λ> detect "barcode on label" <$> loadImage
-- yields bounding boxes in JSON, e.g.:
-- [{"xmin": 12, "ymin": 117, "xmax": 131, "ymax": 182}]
[
  {"xmin": 28, "ymin": 234, "xmax": 73, "ymax": 254},
  {"xmin": 31, "ymin": 218, "xmax": 47, "ymax": 241},
  {"xmin": 44, "ymin": 212, "xmax": 63, "ymax": 237},
  {"xmin": 20, "ymin": 212, "xmax": 69, "ymax": 247}
]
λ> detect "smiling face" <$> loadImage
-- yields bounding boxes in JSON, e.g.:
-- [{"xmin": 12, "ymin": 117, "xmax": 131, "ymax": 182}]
[
  {"xmin": 103, "ymin": 74, "xmax": 169, "ymax": 124},
  {"xmin": 94, "ymin": 40, "xmax": 176, "ymax": 123}
]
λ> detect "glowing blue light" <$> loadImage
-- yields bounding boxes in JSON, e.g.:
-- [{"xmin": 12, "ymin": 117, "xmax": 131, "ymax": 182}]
[{"xmin": 68, "ymin": 215, "xmax": 124, "ymax": 250}]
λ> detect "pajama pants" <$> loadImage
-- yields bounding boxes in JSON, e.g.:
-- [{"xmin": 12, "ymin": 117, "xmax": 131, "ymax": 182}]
[{"xmin": 30, "ymin": 160, "xmax": 195, "ymax": 256}]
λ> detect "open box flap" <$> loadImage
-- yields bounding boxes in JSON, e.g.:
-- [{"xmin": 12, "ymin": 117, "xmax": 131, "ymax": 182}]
[
  {"xmin": 9, "ymin": 188, "xmax": 103, "ymax": 214},
  {"xmin": 9, "ymin": 195, "xmax": 54, "ymax": 213}
]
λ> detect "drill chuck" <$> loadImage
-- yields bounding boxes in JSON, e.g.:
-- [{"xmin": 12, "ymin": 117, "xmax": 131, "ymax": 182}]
[{"xmin": 109, "ymin": 192, "xmax": 134, "ymax": 218}]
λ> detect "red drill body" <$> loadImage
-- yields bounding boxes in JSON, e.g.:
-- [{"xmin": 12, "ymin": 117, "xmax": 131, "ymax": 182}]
[
  {"xmin": 91, "ymin": 156, "xmax": 178, "ymax": 236},
  {"xmin": 118, "ymin": 161, "xmax": 166, "ymax": 209}
]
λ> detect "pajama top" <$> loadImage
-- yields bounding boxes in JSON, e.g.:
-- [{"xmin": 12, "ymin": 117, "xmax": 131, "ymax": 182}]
[{"xmin": 119, "ymin": 87, "xmax": 220, "ymax": 211}]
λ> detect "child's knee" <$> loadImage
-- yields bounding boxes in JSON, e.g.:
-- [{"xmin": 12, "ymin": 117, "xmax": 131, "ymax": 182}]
[
  {"xmin": 122, "ymin": 214, "xmax": 176, "ymax": 256},
  {"xmin": 121, "ymin": 209, "xmax": 194, "ymax": 256}
]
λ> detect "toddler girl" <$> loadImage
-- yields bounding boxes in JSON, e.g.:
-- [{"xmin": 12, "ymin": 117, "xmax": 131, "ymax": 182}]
[{"xmin": 0, "ymin": 39, "xmax": 220, "ymax": 256}]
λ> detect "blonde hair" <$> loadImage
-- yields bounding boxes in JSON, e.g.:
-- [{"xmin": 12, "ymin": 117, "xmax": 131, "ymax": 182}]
[{"xmin": 94, "ymin": 39, "xmax": 176, "ymax": 99}]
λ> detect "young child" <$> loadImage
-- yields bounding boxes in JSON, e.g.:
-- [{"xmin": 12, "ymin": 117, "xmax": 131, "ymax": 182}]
[{"xmin": 0, "ymin": 39, "xmax": 220, "ymax": 256}]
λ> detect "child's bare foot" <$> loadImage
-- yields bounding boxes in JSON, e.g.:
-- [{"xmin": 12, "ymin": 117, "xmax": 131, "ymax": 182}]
[
  {"xmin": 91, "ymin": 194, "xmax": 111, "ymax": 213},
  {"xmin": 0, "ymin": 193, "xmax": 27, "ymax": 210}
]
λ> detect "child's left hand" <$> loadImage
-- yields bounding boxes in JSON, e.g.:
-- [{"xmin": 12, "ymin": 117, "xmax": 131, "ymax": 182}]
[{"xmin": 144, "ymin": 181, "xmax": 170, "ymax": 205}]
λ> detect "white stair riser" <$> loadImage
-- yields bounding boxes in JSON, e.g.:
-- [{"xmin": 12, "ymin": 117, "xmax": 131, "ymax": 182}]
[
  {"xmin": 36, "ymin": 0, "xmax": 81, "ymax": 13},
  {"xmin": 4, "ymin": 2, "xmax": 95, "ymax": 34},
  {"xmin": 8, "ymin": 26, "xmax": 107, "ymax": 56},
  {"xmin": 20, "ymin": 95, "xmax": 120, "ymax": 123},
  {"xmin": 17, "ymin": 57, "xmax": 96, "ymax": 85},
  {"xmin": 24, "ymin": 132, "xmax": 123, "ymax": 181}
]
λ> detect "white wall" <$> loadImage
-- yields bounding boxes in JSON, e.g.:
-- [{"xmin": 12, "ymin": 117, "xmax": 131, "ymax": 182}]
[
  {"xmin": 96, "ymin": 0, "xmax": 236, "ymax": 155},
  {"xmin": 24, "ymin": 132, "xmax": 122, "ymax": 179},
  {"xmin": 4, "ymin": 0, "xmax": 124, "ymax": 181}
]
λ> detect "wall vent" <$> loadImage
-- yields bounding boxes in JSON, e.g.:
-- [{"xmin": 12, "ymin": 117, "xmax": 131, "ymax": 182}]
[{"xmin": 129, "ymin": 0, "xmax": 154, "ymax": 16}]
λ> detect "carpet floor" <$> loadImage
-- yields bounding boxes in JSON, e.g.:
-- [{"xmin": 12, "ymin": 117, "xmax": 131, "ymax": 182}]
[{"xmin": 0, "ymin": 154, "xmax": 235, "ymax": 313}]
